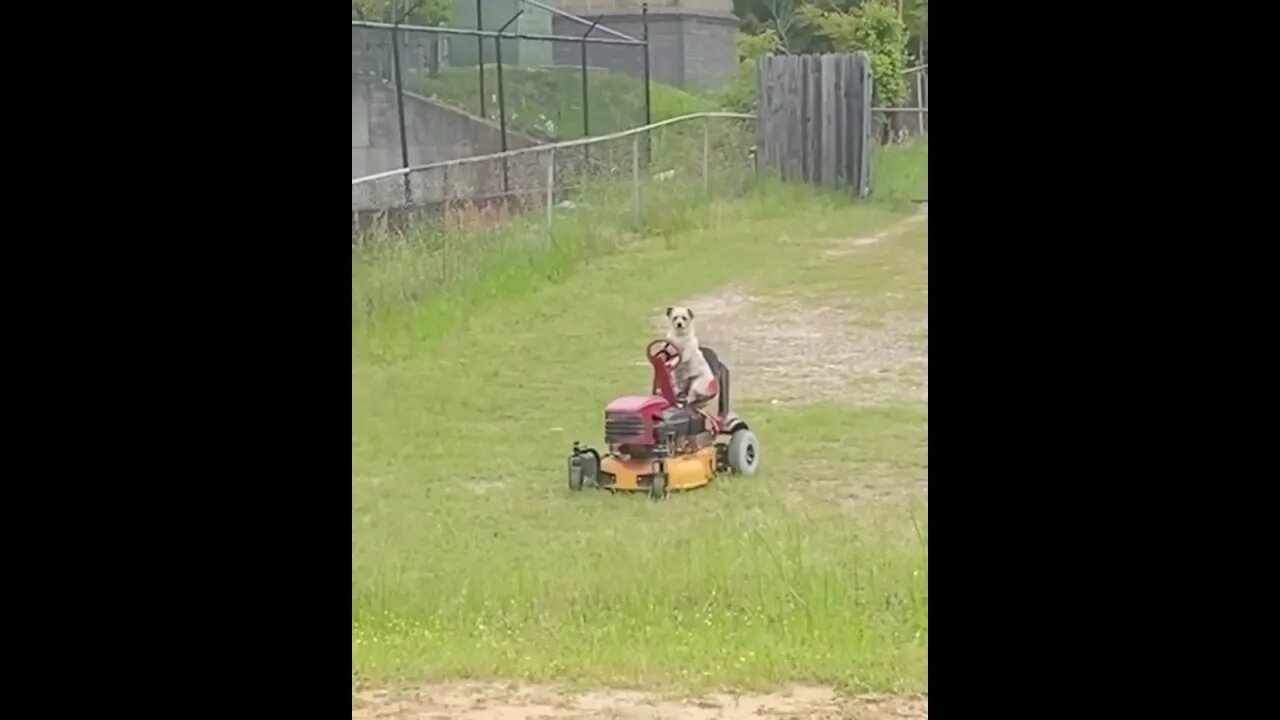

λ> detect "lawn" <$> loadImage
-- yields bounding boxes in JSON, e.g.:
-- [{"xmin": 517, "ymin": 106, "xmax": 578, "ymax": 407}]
[{"xmin": 352, "ymin": 140, "xmax": 928, "ymax": 696}]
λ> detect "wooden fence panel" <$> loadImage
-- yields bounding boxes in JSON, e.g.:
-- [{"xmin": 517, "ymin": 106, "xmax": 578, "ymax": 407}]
[{"xmin": 756, "ymin": 52, "xmax": 872, "ymax": 195}]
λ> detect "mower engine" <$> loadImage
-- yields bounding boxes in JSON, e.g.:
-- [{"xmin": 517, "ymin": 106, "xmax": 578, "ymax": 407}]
[{"xmin": 604, "ymin": 395, "xmax": 715, "ymax": 458}]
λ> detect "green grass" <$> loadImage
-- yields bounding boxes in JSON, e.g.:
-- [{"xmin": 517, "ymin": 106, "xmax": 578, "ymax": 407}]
[
  {"xmin": 415, "ymin": 65, "xmax": 718, "ymax": 140},
  {"xmin": 352, "ymin": 143, "xmax": 928, "ymax": 695},
  {"xmin": 870, "ymin": 136, "xmax": 928, "ymax": 209}
]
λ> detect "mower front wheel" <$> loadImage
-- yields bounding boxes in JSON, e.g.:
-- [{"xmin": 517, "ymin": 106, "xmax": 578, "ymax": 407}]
[
  {"xmin": 727, "ymin": 429, "xmax": 760, "ymax": 475},
  {"xmin": 649, "ymin": 472, "xmax": 668, "ymax": 500},
  {"xmin": 568, "ymin": 445, "xmax": 600, "ymax": 492}
]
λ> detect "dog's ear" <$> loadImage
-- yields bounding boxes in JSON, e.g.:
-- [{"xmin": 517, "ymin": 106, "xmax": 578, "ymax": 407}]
[
  {"xmin": 687, "ymin": 308, "xmax": 694, "ymax": 320},
  {"xmin": 665, "ymin": 306, "xmax": 673, "ymax": 318}
]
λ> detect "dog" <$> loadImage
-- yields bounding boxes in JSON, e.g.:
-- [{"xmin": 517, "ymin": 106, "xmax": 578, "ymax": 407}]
[{"xmin": 664, "ymin": 306, "xmax": 716, "ymax": 407}]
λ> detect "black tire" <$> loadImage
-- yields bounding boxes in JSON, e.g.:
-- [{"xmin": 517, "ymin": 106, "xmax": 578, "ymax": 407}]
[
  {"xmin": 727, "ymin": 429, "xmax": 760, "ymax": 475},
  {"xmin": 568, "ymin": 448, "xmax": 599, "ymax": 492},
  {"xmin": 649, "ymin": 472, "xmax": 668, "ymax": 500},
  {"xmin": 715, "ymin": 443, "xmax": 730, "ymax": 473}
]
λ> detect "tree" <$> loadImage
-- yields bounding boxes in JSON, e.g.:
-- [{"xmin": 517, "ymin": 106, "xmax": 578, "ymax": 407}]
[
  {"xmin": 800, "ymin": 0, "xmax": 908, "ymax": 106},
  {"xmin": 761, "ymin": 0, "xmax": 800, "ymax": 52},
  {"xmin": 734, "ymin": 0, "xmax": 828, "ymax": 55},
  {"xmin": 353, "ymin": 0, "xmax": 453, "ymax": 77},
  {"xmin": 902, "ymin": 0, "xmax": 927, "ymax": 62},
  {"xmin": 351, "ymin": 0, "xmax": 451, "ymax": 26}
]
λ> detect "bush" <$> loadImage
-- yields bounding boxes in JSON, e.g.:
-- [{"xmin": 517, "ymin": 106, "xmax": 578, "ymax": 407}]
[
  {"xmin": 800, "ymin": 0, "xmax": 908, "ymax": 107},
  {"xmin": 717, "ymin": 28, "xmax": 783, "ymax": 113}
]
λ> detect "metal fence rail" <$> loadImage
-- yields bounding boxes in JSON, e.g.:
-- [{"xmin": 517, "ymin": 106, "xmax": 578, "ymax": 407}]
[
  {"xmin": 352, "ymin": 111, "xmax": 756, "ymax": 239},
  {"xmin": 351, "ymin": 111, "xmax": 759, "ymax": 317},
  {"xmin": 353, "ymin": 111, "xmax": 754, "ymax": 187}
]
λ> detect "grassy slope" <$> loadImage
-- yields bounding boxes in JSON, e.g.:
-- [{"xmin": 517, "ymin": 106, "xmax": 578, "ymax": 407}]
[
  {"xmin": 416, "ymin": 65, "xmax": 718, "ymax": 139},
  {"xmin": 352, "ymin": 143, "xmax": 928, "ymax": 694}
]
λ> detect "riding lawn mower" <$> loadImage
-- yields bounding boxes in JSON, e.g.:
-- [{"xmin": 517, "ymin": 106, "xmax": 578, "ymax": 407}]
[{"xmin": 567, "ymin": 339, "xmax": 760, "ymax": 499}]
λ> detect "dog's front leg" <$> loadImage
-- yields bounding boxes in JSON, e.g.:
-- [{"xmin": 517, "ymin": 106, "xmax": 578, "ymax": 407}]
[{"xmin": 674, "ymin": 374, "xmax": 692, "ymax": 404}]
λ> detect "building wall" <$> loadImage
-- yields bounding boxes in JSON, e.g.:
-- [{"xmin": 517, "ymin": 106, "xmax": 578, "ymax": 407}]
[
  {"xmin": 549, "ymin": 10, "xmax": 737, "ymax": 91},
  {"xmin": 352, "ymin": 76, "xmax": 542, "ymax": 194}
]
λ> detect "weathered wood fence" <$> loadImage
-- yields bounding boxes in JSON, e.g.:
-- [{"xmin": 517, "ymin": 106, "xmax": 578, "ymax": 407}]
[{"xmin": 755, "ymin": 52, "xmax": 874, "ymax": 197}]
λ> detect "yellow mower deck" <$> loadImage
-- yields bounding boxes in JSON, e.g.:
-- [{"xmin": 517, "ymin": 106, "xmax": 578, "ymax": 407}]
[{"xmin": 600, "ymin": 446, "xmax": 717, "ymax": 492}]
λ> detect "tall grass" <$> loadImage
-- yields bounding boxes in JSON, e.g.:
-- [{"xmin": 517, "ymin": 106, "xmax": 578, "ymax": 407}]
[
  {"xmin": 352, "ymin": 495, "xmax": 927, "ymax": 691},
  {"xmin": 352, "ymin": 125, "xmax": 927, "ymax": 354},
  {"xmin": 870, "ymin": 136, "xmax": 928, "ymax": 209},
  {"xmin": 353, "ymin": 118, "xmax": 759, "ymax": 354}
]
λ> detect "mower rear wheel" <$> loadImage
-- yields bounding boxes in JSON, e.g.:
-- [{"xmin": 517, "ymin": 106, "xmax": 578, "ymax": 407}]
[{"xmin": 727, "ymin": 429, "xmax": 760, "ymax": 475}]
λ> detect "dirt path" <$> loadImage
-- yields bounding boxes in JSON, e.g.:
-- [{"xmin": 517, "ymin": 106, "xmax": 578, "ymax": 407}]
[
  {"xmin": 656, "ymin": 205, "xmax": 928, "ymax": 408},
  {"xmin": 353, "ymin": 683, "xmax": 927, "ymax": 719}
]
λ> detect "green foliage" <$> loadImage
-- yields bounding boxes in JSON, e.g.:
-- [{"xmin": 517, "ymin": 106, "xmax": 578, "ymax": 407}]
[
  {"xmin": 902, "ymin": 0, "xmax": 928, "ymax": 60},
  {"xmin": 871, "ymin": 136, "xmax": 928, "ymax": 207},
  {"xmin": 724, "ymin": 1, "xmax": 915, "ymax": 108},
  {"xmin": 800, "ymin": 0, "xmax": 908, "ymax": 106},
  {"xmin": 738, "ymin": 27, "xmax": 785, "ymax": 59},
  {"xmin": 351, "ymin": 0, "xmax": 451, "ymax": 25},
  {"xmin": 717, "ymin": 28, "xmax": 784, "ymax": 113}
]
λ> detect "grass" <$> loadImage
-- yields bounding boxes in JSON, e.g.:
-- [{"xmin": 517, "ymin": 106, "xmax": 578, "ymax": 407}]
[
  {"xmin": 871, "ymin": 136, "xmax": 929, "ymax": 209},
  {"xmin": 352, "ymin": 142, "xmax": 928, "ymax": 695},
  {"xmin": 415, "ymin": 65, "xmax": 718, "ymax": 140}
]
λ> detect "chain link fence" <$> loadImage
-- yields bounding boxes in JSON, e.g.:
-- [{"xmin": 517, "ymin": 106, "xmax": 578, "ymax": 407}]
[
  {"xmin": 351, "ymin": 112, "xmax": 755, "ymax": 318},
  {"xmin": 873, "ymin": 64, "xmax": 928, "ymax": 146},
  {"xmin": 869, "ymin": 64, "xmax": 928, "ymax": 206},
  {"xmin": 352, "ymin": 3, "xmax": 652, "ymax": 189}
]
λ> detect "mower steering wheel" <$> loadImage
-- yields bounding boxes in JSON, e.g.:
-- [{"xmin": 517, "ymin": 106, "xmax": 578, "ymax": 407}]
[{"xmin": 646, "ymin": 339, "xmax": 682, "ymax": 369}]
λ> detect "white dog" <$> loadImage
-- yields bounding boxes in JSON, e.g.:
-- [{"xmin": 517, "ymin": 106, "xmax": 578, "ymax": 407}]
[{"xmin": 664, "ymin": 306, "xmax": 716, "ymax": 407}]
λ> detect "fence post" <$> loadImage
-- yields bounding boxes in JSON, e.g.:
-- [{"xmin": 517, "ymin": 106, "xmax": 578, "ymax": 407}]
[
  {"xmin": 546, "ymin": 147, "xmax": 555, "ymax": 244},
  {"xmin": 702, "ymin": 116, "xmax": 710, "ymax": 196},
  {"xmin": 580, "ymin": 43, "xmax": 590, "ymax": 139},
  {"xmin": 858, "ymin": 54, "xmax": 873, "ymax": 198},
  {"xmin": 640, "ymin": 2, "xmax": 652, "ymax": 166},
  {"xmin": 496, "ymin": 11, "xmax": 523, "ymax": 197},
  {"xmin": 922, "ymin": 70, "xmax": 928, "ymax": 134},
  {"xmin": 580, "ymin": 16, "xmax": 602, "ymax": 142},
  {"xmin": 632, "ymin": 133, "xmax": 641, "ymax": 227},
  {"xmin": 915, "ymin": 70, "xmax": 925, "ymax": 136},
  {"xmin": 476, "ymin": 0, "xmax": 486, "ymax": 120},
  {"xmin": 390, "ymin": 22, "xmax": 412, "ymax": 205}
]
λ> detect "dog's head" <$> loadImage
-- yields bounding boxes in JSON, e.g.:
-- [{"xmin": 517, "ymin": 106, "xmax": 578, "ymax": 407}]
[{"xmin": 665, "ymin": 305, "xmax": 695, "ymax": 334}]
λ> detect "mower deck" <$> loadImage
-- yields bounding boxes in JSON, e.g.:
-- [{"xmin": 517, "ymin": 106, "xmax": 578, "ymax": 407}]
[{"xmin": 599, "ymin": 446, "xmax": 718, "ymax": 493}]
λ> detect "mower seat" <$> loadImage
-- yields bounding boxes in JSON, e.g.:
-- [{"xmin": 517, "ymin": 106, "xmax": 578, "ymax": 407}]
[{"xmin": 697, "ymin": 346, "xmax": 731, "ymax": 417}]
